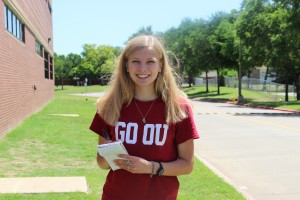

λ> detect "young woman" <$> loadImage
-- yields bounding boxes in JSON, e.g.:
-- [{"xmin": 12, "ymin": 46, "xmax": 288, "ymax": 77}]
[{"xmin": 90, "ymin": 35, "xmax": 199, "ymax": 200}]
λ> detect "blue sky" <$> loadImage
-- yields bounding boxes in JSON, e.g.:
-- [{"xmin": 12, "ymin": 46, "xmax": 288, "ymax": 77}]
[{"xmin": 53, "ymin": 0, "xmax": 242, "ymax": 55}]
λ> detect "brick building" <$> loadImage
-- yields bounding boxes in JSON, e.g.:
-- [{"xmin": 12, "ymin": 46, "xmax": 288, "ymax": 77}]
[{"xmin": 0, "ymin": 0, "xmax": 54, "ymax": 138}]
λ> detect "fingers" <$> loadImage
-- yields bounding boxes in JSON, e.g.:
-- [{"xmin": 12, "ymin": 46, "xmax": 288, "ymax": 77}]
[
  {"xmin": 114, "ymin": 159, "xmax": 134, "ymax": 172},
  {"xmin": 126, "ymin": 160, "xmax": 134, "ymax": 172},
  {"xmin": 125, "ymin": 159, "xmax": 134, "ymax": 172},
  {"xmin": 126, "ymin": 160, "xmax": 131, "ymax": 171},
  {"xmin": 115, "ymin": 155, "xmax": 148, "ymax": 174}
]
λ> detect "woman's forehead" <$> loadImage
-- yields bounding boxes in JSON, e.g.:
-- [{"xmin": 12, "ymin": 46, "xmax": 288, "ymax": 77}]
[{"xmin": 128, "ymin": 47, "xmax": 161, "ymax": 59}]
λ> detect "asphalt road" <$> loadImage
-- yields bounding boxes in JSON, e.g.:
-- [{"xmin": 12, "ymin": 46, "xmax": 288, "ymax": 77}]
[{"xmin": 192, "ymin": 100, "xmax": 300, "ymax": 200}]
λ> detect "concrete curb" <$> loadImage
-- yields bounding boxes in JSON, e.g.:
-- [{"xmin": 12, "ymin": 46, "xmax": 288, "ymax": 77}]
[
  {"xmin": 191, "ymin": 97, "xmax": 300, "ymax": 114},
  {"xmin": 225, "ymin": 101, "xmax": 300, "ymax": 114},
  {"xmin": 0, "ymin": 177, "xmax": 88, "ymax": 194}
]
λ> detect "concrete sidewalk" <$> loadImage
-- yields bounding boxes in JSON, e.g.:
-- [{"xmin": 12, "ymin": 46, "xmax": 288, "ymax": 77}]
[{"xmin": 0, "ymin": 177, "xmax": 88, "ymax": 194}]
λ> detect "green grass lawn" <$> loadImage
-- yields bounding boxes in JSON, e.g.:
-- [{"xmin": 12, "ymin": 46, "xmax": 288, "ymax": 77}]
[
  {"xmin": 183, "ymin": 85, "xmax": 300, "ymax": 111},
  {"xmin": 0, "ymin": 85, "xmax": 245, "ymax": 200}
]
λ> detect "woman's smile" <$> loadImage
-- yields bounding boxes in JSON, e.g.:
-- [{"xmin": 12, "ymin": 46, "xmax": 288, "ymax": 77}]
[{"xmin": 136, "ymin": 74, "xmax": 150, "ymax": 79}]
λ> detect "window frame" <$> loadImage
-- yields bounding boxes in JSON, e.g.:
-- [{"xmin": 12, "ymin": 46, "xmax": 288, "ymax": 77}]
[
  {"xmin": 35, "ymin": 40, "xmax": 43, "ymax": 57},
  {"xmin": 4, "ymin": 5, "xmax": 7, "ymax": 29},
  {"xmin": 44, "ymin": 50, "xmax": 49, "ymax": 79},
  {"xmin": 49, "ymin": 57, "xmax": 53, "ymax": 80},
  {"xmin": 7, "ymin": 7, "xmax": 12, "ymax": 33},
  {"xmin": 4, "ymin": 4, "xmax": 25, "ymax": 42}
]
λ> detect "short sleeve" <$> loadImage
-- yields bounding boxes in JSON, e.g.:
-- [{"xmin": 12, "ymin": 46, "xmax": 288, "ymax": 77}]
[
  {"xmin": 175, "ymin": 103, "xmax": 199, "ymax": 145},
  {"xmin": 89, "ymin": 112, "xmax": 111, "ymax": 137}
]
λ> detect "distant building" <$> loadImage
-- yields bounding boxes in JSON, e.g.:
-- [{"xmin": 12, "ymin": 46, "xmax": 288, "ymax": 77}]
[
  {"xmin": 0, "ymin": 0, "xmax": 54, "ymax": 138},
  {"xmin": 249, "ymin": 66, "xmax": 276, "ymax": 82},
  {"xmin": 194, "ymin": 71, "xmax": 218, "ymax": 86}
]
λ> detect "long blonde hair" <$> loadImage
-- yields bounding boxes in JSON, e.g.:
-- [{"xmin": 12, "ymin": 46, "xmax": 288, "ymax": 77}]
[{"xmin": 96, "ymin": 35, "xmax": 189, "ymax": 125}]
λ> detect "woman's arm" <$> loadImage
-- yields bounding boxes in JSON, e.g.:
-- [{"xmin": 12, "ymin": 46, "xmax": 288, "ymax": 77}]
[
  {"xmin": 115, "ymin": 139, "xmax": 195, "ymax": 176},
  {"xmin": 157, "ymin": 139, "xmax": 195, "ymax": 176},
  {"xmin": 96, "ymin": 135, "xmax": 111, "ymax": 170}
]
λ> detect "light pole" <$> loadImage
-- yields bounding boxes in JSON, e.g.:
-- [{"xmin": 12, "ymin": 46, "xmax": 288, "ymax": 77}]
[
  {"xmin": 235, "ymin": 12, "xmax": 244, "ymax": 103},
  {"xmin": 238, "ymin": 40, "xmax": 244, "ymax": 103}
]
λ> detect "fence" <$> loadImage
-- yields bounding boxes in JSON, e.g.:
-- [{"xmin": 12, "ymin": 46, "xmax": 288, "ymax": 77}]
[{"xmin": 194, "ymin": 77, "xmax": 297, "ymax": 101}]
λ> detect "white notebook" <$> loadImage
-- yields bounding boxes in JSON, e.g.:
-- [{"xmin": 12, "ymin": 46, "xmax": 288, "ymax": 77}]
[{"xmin": 97, "ymin": 141, "xmax": 128, "ymax": 171}]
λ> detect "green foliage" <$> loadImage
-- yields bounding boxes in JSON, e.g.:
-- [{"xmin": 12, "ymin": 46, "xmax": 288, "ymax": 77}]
[
  {"xmin": 67, "ymin": 53, "xmax": 82, "ymax": 78},
  {"xmin": 55, "ymin": 45, "xmax": 119, "ymax": 83},
  {"xmin": 220, "ymin": 68, "xmax": 238, "ymax": 77},
  {"xmin": 54, "ymin": 53, "xmax": 66, "ymax": 80},
  {"xmin": 237, "ymin": 0, "xmax": 300, "ymax": 100},
  {"xmin": 127, "ymin": 25, "xmax": 154, "ymax": 41}
]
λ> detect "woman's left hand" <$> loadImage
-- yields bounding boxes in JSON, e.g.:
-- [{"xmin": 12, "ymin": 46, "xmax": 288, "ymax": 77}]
[{"xmin": 114, "ymin": 154, "xmax": 151, "ymax": 174}]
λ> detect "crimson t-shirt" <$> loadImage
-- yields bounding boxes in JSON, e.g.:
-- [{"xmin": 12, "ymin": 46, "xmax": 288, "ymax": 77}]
[{"xmin": 90, "ymin": 96, "xmax": 199, "ymax": 200}]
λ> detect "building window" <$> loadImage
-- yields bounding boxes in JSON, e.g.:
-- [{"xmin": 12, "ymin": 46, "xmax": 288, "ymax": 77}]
[
  {"xmin": 35, "ymin": 40, "xmax": 43, "ymax": 57},
  {"xmin": 19, "ymin": 21, "xmax": 24, "ymax": 41},
  {"xmin": 16, "ymin": 18, "xmax": 20, "ymax": 37},
  {"xmin": 12, "ymin": 14, "xmax": 16, "ymax": 35},
  {"xmin": 49, "ymin": 57, "xmax": 53, "ymax": 80},
  {"xmin": 4, "ymin": 5, "xmax": 25, "ymax": 42},
  {"xmin": 4, "ymin": 5, "xmax": 7, "ymax": 29},
  {"xmin": 7, "ymin": 7, "xmax": 12, "ymax": 32},
  {"xmin": 44, "ymin": 50, "xmax": 49, "ymax": 79}
]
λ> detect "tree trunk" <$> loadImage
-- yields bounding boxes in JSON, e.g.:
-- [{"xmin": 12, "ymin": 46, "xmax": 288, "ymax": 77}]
[
  {"xmin": 217, "ymin": 69, "xmax": 220, "ymax": 95},
  {"xmin": 99, "ymin": 63, "xmax": 103, "ymax": 85},
  {"xmin": 285, "ymin": 65, "xmax": 289, "ymax": 102},
  {"xmin": 61, "ymin": 79, "xmax": 64, "ymax": 90},
  {"xmin": 262, "ymin": 66, "xmax": 269, "ymax": 91},
  {"xmin": 100, "ymin": 73, "xmax": 104, "ymax": 85},
  {"xmin": 247, "ymin": 71, "xmax": 250, "ymax": 90},
  {"xmin": 205, "ymin": 69, "xmax": 209, "ymax": 93},
  {"xmin": 296, "ymin": 73, "xmax": 300, "ymax": 100},
  {"xmin": 188, "ymin": 74, "xmax": 193, "ymax": 87}
]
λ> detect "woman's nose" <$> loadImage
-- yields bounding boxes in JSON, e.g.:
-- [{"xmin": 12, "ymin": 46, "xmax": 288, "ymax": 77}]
[{"xmin": 138, "ymin": 62, "xmax": 147, "ymax": 69}]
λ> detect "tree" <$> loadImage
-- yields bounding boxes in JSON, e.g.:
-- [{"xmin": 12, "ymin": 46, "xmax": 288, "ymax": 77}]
[
  {"xmin": 187, "ymin": 18, "xmax": 211, "ymax": 90},
  {"xmin": 70, "ymin": 44, "xmax": 97, "ymax": 84},
  {"xmin": 66, "ymin": 53, "xmax": 82, "ymax": 79},
  {"xmin": 75, "ymin": 44, "xmax": 119, "ymax": 85},
  {"xmin": 273, "ymin": 0, "xmax": 300, "ymax": 99},
  {"xmin": 96, "ymin": 45, "xmax": 118, "ymax": 85},
  {"xmin": 238, "ymin": 0, "xmax": 300, "ymax": 101},
  {"xmin": 54, "ymin": 53, "xmax": 66, "ymax": 89},
  {"xmin": 127, "ymin": 26, "xmax": 154, "ymax": 41},
  {"xmin": 208, "ymin": 11, "xmax": 239, "ymax": 94},
  {"xmin": 164, "ymin": 18, "xmax": 200, "ymax": 87}
]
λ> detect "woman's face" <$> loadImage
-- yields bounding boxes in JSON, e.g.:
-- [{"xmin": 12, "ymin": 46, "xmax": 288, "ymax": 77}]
[{"xmin": 127, "ymin": 47, "xmax": 162, "ymax": 89}]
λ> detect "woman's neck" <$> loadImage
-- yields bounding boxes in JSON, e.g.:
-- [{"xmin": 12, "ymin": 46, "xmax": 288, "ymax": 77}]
[{"xmin": 134, "ymin": 87, "xmax": 157, "ymax": 101}]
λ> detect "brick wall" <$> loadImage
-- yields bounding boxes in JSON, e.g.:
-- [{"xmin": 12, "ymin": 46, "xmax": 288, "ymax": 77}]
[{"xmin": 0, "ymin": 0, "xmax": 54, "ymax": 138}]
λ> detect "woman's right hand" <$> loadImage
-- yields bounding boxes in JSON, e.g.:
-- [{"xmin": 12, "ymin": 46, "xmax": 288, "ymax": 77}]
[{"xmin": 96, "ymin": 135, "xmax": 112, "ymax": 170}]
